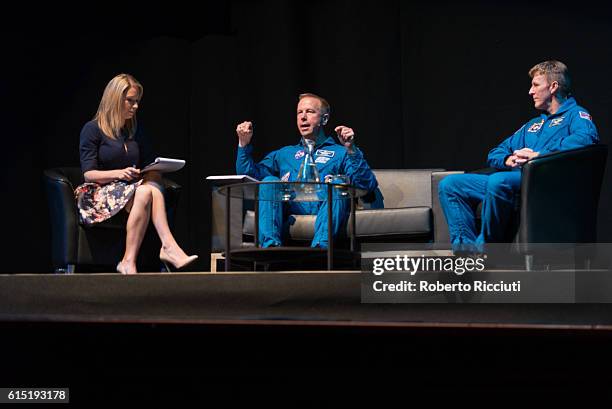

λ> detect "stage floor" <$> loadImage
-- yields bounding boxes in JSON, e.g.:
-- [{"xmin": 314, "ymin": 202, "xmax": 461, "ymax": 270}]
[
  {"xmin": 2, "ymin": 271, "xmax": 612, "ymax": 330},
  {"xmin": 4, "ymin": 271, "xmax": 612, "ymax": 403}
]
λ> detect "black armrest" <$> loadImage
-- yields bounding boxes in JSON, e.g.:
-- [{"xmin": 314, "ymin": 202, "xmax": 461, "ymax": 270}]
[
  {"xmin": 43, "ymin": 168, "xmax": 80, "ymax": 267},
  {"xmin": 519, "ymin": 144, "xmax": 608, "ymax": 244}
]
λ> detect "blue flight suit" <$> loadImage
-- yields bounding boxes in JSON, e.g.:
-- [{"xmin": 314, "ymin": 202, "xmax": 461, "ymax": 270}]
[
  {"xmin": 236, "ymin": 134, "xmax": 378, "ymax": 248},
  {"xmin": 439, "ymin": 97, "xmax": 599, "ymax": 250}
]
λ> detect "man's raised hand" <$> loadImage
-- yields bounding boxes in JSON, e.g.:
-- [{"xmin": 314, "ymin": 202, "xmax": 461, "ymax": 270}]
[
  {"xmin": 236, "ymin": 121, "xmax": 253, "ymax": 147},
  {"xmin": 335, "ymin": 125, "xmax": 355, "ymax": 153}
]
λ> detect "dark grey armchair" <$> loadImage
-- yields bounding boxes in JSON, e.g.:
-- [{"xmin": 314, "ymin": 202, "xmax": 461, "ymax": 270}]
[
  {"xmin": 43, "ymin": 167, "xmax": 182, "ymax": 273},
  {"xmin": 432, "ymin": 144, "xmax": 608, "ymax": 269},
  {"xmin": 209, "ymin": 169, "xmax": 455, "ymax": 258}
]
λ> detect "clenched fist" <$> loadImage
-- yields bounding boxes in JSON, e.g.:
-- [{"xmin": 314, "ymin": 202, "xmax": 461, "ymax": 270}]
[{"xmin": 236, "ymin": 121, "xmax": 253, "ymax": 147}]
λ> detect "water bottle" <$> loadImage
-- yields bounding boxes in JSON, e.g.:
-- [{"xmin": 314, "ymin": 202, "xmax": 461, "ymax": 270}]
[{"xmin": 296, "ymin": 138, "xmax": 321, "ymax": 195}]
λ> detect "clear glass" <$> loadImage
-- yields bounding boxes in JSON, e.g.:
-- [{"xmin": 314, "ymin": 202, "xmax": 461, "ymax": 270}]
[{"xmin": 325, "ymin": 174, "xmax": 351, "ymax": 196}]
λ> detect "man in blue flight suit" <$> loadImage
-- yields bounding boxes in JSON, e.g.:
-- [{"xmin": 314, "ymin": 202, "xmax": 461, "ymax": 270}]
[
  {"xmin": 235, "ymin": 93, "xmax": 378, "ymax": 248},
  {"xmin": 439, "ymin": 60, "xmax": 599, "ymax": 253}
]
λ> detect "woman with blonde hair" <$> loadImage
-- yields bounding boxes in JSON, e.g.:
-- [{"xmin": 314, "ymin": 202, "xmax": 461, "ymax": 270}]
[{"xmin": 76, "ymin": 73, "xmax": 197, "ymax": 274}]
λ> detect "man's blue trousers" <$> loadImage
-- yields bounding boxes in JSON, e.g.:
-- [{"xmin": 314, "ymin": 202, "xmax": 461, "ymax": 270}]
[
  {"xmin": 258, "ymin": 175, "xmax": 350, "ymax": 248},
  {"xmin": 438, "ymin": 171, "xmax": 521, "ymax": 250}
]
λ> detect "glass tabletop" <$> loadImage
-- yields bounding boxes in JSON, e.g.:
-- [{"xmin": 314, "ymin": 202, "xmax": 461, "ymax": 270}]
[{"xmin": 217, "ymin": 181, "xmax": 369, "ymax": 202}]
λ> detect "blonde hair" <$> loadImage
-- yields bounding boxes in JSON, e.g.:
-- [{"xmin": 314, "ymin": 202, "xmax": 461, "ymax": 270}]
[
  {"xmin": 94, "ymin": 73, "xmax": 143, "ymax": 139},
  {"xmin": 299, "ymin": 93, "xmax": 331, "ymax": 114},
  {"xmin": 529, "ymin": 60, "xmax": 571, "ymax": 98}
]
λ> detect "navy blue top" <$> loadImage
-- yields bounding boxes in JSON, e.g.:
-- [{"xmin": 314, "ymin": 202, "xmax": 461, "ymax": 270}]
[{"xmin": 79, "ymin": 120, "xmax": 155, "ymax": 174}]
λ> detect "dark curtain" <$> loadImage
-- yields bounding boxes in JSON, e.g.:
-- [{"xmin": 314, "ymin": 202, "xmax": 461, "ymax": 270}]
[{"xmin": 3, "ymin": 0, "xmax": 611, "ymax": 272}]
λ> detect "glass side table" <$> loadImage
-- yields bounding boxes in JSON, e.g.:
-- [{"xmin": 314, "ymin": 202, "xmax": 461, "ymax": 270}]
[{"xmin": 217, "ymin": 181, "xmax": 368, "ymax": 271}]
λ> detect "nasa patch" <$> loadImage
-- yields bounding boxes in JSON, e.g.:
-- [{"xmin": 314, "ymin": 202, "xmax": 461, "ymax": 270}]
[
  {"xmin": 294, "ymin": 150, "xmax": 305, "ymax": 160},
  {"xmin": 527, "ymin": 120, "xmax": 544, "ymax": 133},
  {"xmin": 579, "ymin": 111, "xmax": 592, "ymax": 121}
]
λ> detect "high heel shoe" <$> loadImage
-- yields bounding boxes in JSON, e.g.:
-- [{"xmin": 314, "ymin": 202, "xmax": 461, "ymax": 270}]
[
  {"xmin": 116, "ymin": 261, "xmax": 137, "ymax": 275},
  {"xmin": 159, "ymin": 248, "xmax": 199, "ymax": 272}
]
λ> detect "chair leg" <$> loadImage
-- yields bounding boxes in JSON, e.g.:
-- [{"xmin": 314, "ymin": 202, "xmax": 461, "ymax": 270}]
[
  {"xmin": 210, "ymin": 252, "xmax": 223, "ymax": 273},
  {"xmin": 525, "ymin": 255, "xmax": 534, "ymax": 271}
]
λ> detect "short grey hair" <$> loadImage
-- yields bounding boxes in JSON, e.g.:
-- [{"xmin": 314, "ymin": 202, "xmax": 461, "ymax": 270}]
[
  {"xmin": 298, "ymin": 93, "xmax": 330, "ymax": 114},
  {"xmin": 529, "ymin": 60, "xmax": 571, "ymax": 98}
]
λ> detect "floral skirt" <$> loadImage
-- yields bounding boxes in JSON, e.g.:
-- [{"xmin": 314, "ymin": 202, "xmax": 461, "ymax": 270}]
[{"xmin": 75, "ymin": 180, "xmax": 143, "ymax": 226}]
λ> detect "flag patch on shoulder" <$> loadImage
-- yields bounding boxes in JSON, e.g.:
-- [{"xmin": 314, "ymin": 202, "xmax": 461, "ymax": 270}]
[{"xmin": 579, "ymin": 111, "xmax": 592, "ymax": 121}]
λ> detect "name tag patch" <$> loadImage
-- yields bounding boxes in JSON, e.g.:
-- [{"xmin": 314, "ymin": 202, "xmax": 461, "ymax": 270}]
[
  {"xmin": 527, "ymin": 120, "xmax": 544, "ymax": 133},
  {"xmin": 315, "ymin": 156, "xmax": 331, "ymax": 164},
  {"xmin": 294, "ymin": 150, "xmax": 305, "ymax": 160},
  {"xmin": 315, "ymin": 149, "xmax": 335, "ymax": 158}
]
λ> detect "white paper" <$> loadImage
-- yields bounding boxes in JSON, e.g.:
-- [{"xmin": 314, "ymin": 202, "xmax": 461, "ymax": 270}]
[
  {"xmin": 206, "ymin": 174, "xmax": 259, "ymax": 183},
  {"xmin": 142, "ymin": 157, "xmax": 186, "ymax": 173}
]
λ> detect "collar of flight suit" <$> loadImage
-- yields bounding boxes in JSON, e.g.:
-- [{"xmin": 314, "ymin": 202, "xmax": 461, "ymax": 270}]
[
  {"xmin": 539, "ymin": 96, "xmax": 577, "ymax": 120},
  {"xmin": 297, "ymin": 134, "xmax": 335, "ymax": 150}
]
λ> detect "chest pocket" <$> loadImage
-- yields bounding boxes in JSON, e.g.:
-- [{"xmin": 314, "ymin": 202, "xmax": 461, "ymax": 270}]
[
  {"xmin": 315, "ymin": 156, "xmax": 332, "ymax": 165},
  {"xmin": 315, "ymin": 150, "xmax": 341, "ymax": 172}
]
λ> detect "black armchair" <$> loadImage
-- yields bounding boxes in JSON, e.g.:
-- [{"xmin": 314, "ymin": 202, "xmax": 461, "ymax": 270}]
[
  {"xmin": 433, "ymin": 144, "xmax": 608, "ymax": 269},
  {"xmin": 518, "ymin": 144, "xmax": 607, "ymax": 268},
  {"xmin": 43, "ymin": 167, "xmax": 182, "ymax": 273}
]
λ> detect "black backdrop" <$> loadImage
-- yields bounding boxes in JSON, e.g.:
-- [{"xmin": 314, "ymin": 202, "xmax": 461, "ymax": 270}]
[{"xmin": 4, "ymin": 0, "xmax": 612, "ymax": 273}]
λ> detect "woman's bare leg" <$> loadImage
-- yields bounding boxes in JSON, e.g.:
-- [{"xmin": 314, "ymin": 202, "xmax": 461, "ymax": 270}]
[
  {"xmin": 144, "ymin": 182, "xmax": 192, "ymax": 262},
  {"xmin": 119, "ymin": 184, "xmax": 153, "ymax": 274}
]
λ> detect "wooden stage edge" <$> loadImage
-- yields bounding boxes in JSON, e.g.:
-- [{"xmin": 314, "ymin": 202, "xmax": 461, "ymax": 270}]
[{"xmin": 2, "ymin": 271, "xmax": 612, "ymax": 331}]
